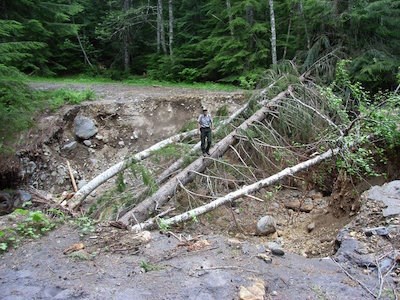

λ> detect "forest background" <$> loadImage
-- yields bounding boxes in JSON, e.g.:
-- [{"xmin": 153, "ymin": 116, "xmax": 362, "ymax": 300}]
[{"xmin": 0, "ymin": 0, "xmax": 400, "ymax": 147}]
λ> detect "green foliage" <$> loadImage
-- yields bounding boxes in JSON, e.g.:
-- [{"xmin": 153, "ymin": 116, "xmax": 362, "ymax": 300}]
[
  {"xmin": 216, "ymin": 104, "xmax": 229, "ymax": 117},
  {"xmin": 14, "ymin": 210, "xmax": 55, "ymax": 238},
  {"xmin": 324, "ymin": 62, "xmax": 400, "ymax": 178},
  {"xmin": 72, "ymin": 216, "xmax": 96, "ymax": 236},
  {"xmin": 0, "ymin": 76, "xmax": 35, "ymax": 147},
  {"xmin": 139, "ymin": 260, "xmax": 162, "ymax": 272},
  {"xmin": 179, "ymin": 120, "xmax": 197, "ymax": 133},
  {"xmin": 130, "ymin": 163, "xmax": 158, "ymax": 196},
  {"xmin": 0, "ymin": 208, "xmax": 58, "ymax": 253},
  {"xmin": 0, "ymin": 69, "xmax": 95, "ymax": 151},
  {"xmin": 0, "ymin": 0, "xmax": 398, "ymax": 91},
  {"xmin": 151, "ymin": 144, "xmax": 185, "ymax": 163},
  {"xmin": 157, "ymin": 218, "xmax": 170, "ymax": 233},
  {"xmin": 1, "ymin": 0, "xmax": 83, "ymax": 74},
  {"xmin": 116, "ymin": 172, "xmax": 126, "ymax": 193},
  {"xmin": 336, "ymin": 145, "xmax": 382, "ymax": 177},
  {"xmin": 39, "ymin": 88, "xmax": 95, "ymax": 110}
]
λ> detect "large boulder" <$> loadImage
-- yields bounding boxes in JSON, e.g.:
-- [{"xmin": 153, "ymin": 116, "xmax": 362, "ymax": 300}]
[{"xmin": 74, "ymin": 116, "xmax": 98, "ymax": 140}]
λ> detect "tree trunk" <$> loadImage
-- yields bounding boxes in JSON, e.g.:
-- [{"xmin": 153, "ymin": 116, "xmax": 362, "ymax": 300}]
[
  {"xmin": 63, "ymin": 129, "xmax": 198, "ymax": 209},
  {"xmin": 123, "ymin": 0, "xmax": 131, "ymax": 72},
  {"xmin": 282, "ymin": 12, "xmax": 292, "ymax": 60},
  {"xmin": 156, "ymin": 0, "xmax": 161, "ymax": 53},
  {"xmin": 269, "ymin": 0, "xmax": 277, "ymax": 65},
  {"xmin": 119, "ymin": 89, "xmax": 290, "ymax": 225},
  {"xmin": 226, "ymin": 0, "xmax": 234, "ymax": 37},
  {"xmin": 129, "ymin": 146, "xmax": 341, "ymax": 232},
  {"xmin": 168, "ymin": 0, "xmax": 173, "ymax": 56},
  {"xmin": 299, "ymin": 0, "xmax": 310, "ymax": 50},
  {"xmin": 157, "ymin": 0, "xmax": 167, "ymax": 54}
]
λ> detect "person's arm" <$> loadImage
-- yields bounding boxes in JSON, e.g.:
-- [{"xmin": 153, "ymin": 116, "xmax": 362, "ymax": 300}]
[{"xmin": 197, "ymin": 115, "xmax": 201, "ymax": 133}]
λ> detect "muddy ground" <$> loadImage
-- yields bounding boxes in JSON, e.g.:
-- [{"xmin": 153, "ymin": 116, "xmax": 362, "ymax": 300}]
[{"xmin": 0, "ymin": 83, "xmax": 399, "ymax": 299}]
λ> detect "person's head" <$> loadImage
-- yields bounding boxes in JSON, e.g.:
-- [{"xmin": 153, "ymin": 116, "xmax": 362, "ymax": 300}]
[{"xmin": 202, "ymin": 107, "xmax": 208, "ymax": 115}]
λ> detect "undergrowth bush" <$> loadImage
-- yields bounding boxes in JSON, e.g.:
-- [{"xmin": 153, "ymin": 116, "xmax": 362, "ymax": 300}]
[
  {"xmin": 0, "ymin": 74, "xmax": 95, "ymax": 152},
  {"xmin": 0, "ymin": 207, "xmax": 57, "ymax": 252}
]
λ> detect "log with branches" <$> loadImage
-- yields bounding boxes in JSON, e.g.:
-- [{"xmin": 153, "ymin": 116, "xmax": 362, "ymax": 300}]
[
  {"xmin": 65, "ymin": 80, "xmax": 281, "ymax": 211},
  {"xmin": 129, "ymin": 146, "xmax": 341, "ymax": 232},
  {"xmin": 118, "ymin": 89, "xmax": 290, "ymax": 225},
  {"xmin": 62, "ymin": 129, "xmax": 198, "ymax": 209}
]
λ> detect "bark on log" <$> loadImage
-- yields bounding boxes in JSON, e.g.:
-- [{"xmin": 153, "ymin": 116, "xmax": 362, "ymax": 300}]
[
  {"xmin": 63, "ymin": 129, "xmax": 198, "ymax": 209},
  {"xmin": 119, "ymin": 89, "xmax": 290, "ymax": 225},
  {"xmin": 129, "ymin": 146, "xmax": 340, "ymax": 232}
]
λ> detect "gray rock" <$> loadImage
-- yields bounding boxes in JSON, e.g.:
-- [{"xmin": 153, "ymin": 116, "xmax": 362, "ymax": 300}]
[
  {"xmin": 74, "ymin": 115, "xmax": 98, "ymax": 139},
  {"xmin": 57, "ymin": 165, "xmax": 67, "ymax": 177},
  {"xmin": 267, "ymin": 242, "xmax": 285, "ymax": 256},
  {"xmin": 17, "ymin": 190, "xmax": 32, "ymax": 202},
  {"xmin": 271, "ymin": 248, "xmax": 285, "ymax": 256},
  {"xmin": 61, "ymin": 141, "xmax": 77, "ymax": 151},
  {"xmin": 83, "ymin": 140, "xmax": 92, "ymax": 147},
  {"xmin": 366, "ymin": 181, "xmax": 400, "ymax": 217},
  {"xmin": 26, "ymin": 161, "xmax": 37, "ymax": 174},
  {"xmin": 363, "ymin": 226, "xmax": 389, "ymax": 237},
  {"xmin": 256, "ymin": 215, "xmax": 277, "ymax": 235},
  {"xmin": 307, "ymin": 222, "xmax": 315, "ymax": 232}
]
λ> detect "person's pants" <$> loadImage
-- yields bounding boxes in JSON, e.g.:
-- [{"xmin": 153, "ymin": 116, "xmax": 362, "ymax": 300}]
[{"xmin": 200, "ymin": 127, "xmax": 212, "ymax": 154}]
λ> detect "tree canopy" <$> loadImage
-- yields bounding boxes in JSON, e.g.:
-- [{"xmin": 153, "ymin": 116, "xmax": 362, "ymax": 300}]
[{"xmin": 0, "ymin": 0, "xmax": 399, "ymax": 90}]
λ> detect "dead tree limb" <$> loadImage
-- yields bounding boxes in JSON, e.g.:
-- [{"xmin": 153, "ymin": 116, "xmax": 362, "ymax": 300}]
[
  {"xmin": 119, "ymin": 89, "xmax": 290, "ymax": 225},
  {"xmin": 156, "ymin": 80, "xmax": 281, "ymax": 184},
  {"xmin": 63, "ymin": 129, "xmax": 198, "ymax": 209},
  {"xmin": 129, "ymin": 146, "xmax": 341, "ymax": 232}
]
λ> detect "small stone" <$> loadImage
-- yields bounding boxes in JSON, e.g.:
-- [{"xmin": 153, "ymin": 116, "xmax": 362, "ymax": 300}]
[
  {"xmin": 271, "ymin": 248, "xmax": 285, "ymax": 256},
  {"xmin": 118, "ymin": 141, "xmax": 125, "ymax": 147},
  {"xmin": 239, "ymin": 279, "xmax": 265, "ymax": 300},
  {"xmin": 284, "ymin": 199, "xmax": 313, "ymax": 212},
  {"xmin": 83, "ymin": 140, "xmax": 92, "ymax": 147},
  {"xmin": 307, "ymin": 222, "xmax": 315, "ymax": 232},
  {"xmin": 62, "ymin": 141, "xmax": 77, "ymax": 151},
  {"xmin": 271, "ymin": 291, "xmax": 278, "ymax": 296},
  {"xmin": 257, "ymin": 253, "xmax": 272, "ymax": 263}
]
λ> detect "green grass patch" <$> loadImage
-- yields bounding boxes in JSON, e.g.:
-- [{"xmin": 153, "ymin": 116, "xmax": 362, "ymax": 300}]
[
  {"xmin": 38, "ymin": 88, "xmax": 95, "ymax": 110},
  {"xmin": 28, "ymin": 75, "xmax": 240, "ymax": 92},
  {"xmin": 0, "ymin": 77, "xmax": 95, "ymax": 151}
]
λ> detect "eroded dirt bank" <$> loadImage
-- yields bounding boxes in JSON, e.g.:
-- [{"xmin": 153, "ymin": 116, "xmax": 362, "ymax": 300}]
[{"xmin": 0, "ymin": 83, "xmax": 399, "ymax": 299}]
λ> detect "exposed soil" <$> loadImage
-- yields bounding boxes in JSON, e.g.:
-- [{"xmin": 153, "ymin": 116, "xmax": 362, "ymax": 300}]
[{"xmin": 0, "ymin": 83, "xmax": 399, "ymax": 299}]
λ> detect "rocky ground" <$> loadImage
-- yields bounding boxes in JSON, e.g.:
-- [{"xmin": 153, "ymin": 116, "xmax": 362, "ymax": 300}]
[{"xmin": 0, "ymin": 83, "xmax": 399, "ymax": 299}]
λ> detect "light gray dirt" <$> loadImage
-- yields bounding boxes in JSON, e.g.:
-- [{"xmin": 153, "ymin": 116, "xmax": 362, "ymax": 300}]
[{"xmin": 0, "ymin": 225, "xmax": 376, "ymax": 300}]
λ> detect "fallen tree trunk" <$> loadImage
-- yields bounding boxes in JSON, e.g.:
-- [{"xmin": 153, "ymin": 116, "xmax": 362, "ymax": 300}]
[
  {"xmin": 119, "ymin": 89, "xmax": 290, "ymax": 225},
  {"xmin": 156, "ymin": 98, "xmax": 251, "ymax": 183},
  {"xmin": 129, "ymin": 146, "xmax": 341, "ymax": 232},
  {"xmin": 63, "ymin": 129, "xmax": 198, "ymax": 209},
  {"xmin": 156, "ymin": 83, "xmax": 278, "ymax": 184}
]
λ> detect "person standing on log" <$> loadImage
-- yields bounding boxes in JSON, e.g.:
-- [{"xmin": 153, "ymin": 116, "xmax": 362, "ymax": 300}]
[{"xmin": 198, "ymin": 107, "xmax": 213, "ymax": 156}]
